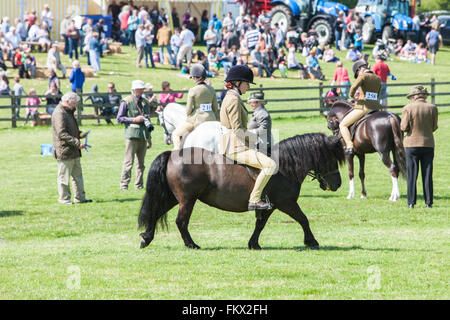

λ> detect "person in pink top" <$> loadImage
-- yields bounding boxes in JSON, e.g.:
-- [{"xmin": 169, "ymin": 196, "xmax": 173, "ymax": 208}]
[
  {"xmin": 331, "ymin": 61, "xmax": 350, "ymax": 98},
  {"xmin": 24, "ymin": 88, "xmax": 41, "ymax": 126},
  {"xmin": 157, "ymin": 81, "xmax": 185, "ymax": 111}
]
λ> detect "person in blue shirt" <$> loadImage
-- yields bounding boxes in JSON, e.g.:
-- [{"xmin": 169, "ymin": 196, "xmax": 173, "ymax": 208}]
[
  {"xmin": 353, "ymin": 29, "xmax": 363, "ymax": 52},
  {"xmin": 69, "ymin": 60, "xmax": 85, "ymax": 93},
  {"xmin": 89, "ymin": 32, "xmax": 103, "ymax": 75}
]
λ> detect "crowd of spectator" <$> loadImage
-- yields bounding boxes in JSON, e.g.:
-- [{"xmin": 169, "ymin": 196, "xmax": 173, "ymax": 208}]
[{"xmin": 0, "ymin": 1, "xmax": 447, "ymax": 126}]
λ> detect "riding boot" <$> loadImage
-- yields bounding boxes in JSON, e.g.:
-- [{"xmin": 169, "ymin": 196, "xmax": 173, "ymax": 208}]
[{"xmin": 248, "ymin": 201, "xmax": 272, "ymax": 211}]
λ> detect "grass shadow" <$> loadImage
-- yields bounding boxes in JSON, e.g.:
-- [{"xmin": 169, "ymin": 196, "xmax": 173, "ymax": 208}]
[
  {"xmin": 200, "ymin": 245, "xmax": 401, "ymax": 252},
  {"xmin": 94, "ymin": 198, "xmax": 141, "ymax": 203},
  {"xmin": 0, "ymin": 210, "xmax": 25, "ymax": 218}
]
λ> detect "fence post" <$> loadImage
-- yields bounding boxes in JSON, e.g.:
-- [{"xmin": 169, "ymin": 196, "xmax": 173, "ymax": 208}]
[
  {"xmin": 76, "ymin": 89, "xmax": 82, "ymax": 125},
  {"xmin": 318, "ymin": 81, "xmax": 324, "ymax": 114},
  {"xmin": 430, "ymin": 78, "xmax": 435, "ymax": 105},
  {"xmin": 11, "ymin": 93, "xmax": 17, "ymax": 128}
]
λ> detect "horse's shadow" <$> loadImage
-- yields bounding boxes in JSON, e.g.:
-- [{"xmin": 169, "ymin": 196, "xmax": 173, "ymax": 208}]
[
  {"xmin": 200, "ymin": 245, "xmax": 401, "ymax": 252},
  {"xmin": 0, "ymin": 210, "xmax": 25, "ymax": 218}
]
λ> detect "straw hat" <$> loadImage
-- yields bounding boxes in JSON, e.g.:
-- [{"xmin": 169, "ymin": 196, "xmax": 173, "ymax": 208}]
[{"xmin": 131, "ymin": 80, "xmax": 145, "ymax": 90}]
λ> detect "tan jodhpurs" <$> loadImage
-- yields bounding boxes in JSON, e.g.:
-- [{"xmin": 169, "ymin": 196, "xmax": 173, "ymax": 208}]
[
  {"xmin": 339, "ymin": 106, "xmax": 370, "ymax": 149},
  {"xmin": 226, "ymin": 149, "xmax": 277, "ymax": 203},
  {"xmin": 172, "ymin": 122, "xmax": 195, "ymax": 150}
]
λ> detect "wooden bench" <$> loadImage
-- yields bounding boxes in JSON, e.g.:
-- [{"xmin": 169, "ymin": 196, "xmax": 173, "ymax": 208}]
[{"xmin": 21, "ymin": 41, "xmax": 42, "ymax": 52}]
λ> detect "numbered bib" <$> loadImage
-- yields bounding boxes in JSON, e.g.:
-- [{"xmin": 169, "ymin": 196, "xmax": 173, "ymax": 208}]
[
  {"xmin": 365, "ymin": 92, "xmax": 378, "ymax": 101},
  {"xmin": 199, "ymin": 103, "xmax": 212, "ymax": 112}
]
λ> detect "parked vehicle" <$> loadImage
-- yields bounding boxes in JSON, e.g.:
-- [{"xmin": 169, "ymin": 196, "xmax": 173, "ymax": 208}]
[
  {"xmin": 239, "ymin": 0, "xmax": 349, "ymax": 44},
  {"xmin": 356, "ymin": 0, "xmax": 415, "ymax": 44}
]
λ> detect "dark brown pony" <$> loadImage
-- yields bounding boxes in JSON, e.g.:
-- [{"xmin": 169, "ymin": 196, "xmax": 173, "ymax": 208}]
[
  {"xmin": 138, "ymin": 133, "xmax": 345, "ymax": 250},
  {"xmin": 326, "ymin": 101, "xmax": 406, "ymax": 201}
]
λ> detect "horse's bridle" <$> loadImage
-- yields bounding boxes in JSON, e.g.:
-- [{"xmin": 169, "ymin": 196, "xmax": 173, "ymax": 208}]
[
  {"xmin": 157, "ymin": 110, "xmax": 173, "ymax": 138},
  {"xmin": 307, "ymin": 168, "xmax": 340, "ymax": 184}
]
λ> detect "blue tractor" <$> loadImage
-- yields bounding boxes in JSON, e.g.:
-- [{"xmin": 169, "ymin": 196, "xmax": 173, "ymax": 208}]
[
  {"xmin": 356, "ymin": 0, "xmax": 415, "ymax": 43},
  {"xmin": 268, "ymin": 0, "xmax": 349, "ymax": 44}
]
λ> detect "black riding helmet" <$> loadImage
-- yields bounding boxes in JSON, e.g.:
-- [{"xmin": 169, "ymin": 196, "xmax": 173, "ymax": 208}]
[
  {"xmin": 352, "ymin": 60, "xmax": 368, "ymax": 79},
  {"xmin": 225, "ymin": 65, "xmax": 256, "ymax": 84}
]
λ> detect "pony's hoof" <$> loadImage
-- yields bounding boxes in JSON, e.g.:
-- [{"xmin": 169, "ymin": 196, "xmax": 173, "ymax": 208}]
[
  {"xmin": 308, "ymin": 245, "xmax": 320, "ymax": 250},
  {"xmin": 140, "ymin": 238, "xmax": 149, "ymax": 249},
  {"xmin": 187, "ymin": 243, "xmax": 201, "ymax": 249},
  {"xmin": 361, "ymin": 195, "xmax": 367, "ymax": 199},
  {"xmin": 248, "ymin": 243, "xmax": 262, "ymax": 250},
  {"xmin": 347, "ymin": 194, "xmax": 354, "ymax": 199}
]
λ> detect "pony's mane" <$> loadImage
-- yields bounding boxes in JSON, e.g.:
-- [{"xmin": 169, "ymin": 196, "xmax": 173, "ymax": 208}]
[{"xmin": 273, "ymin": 132, "xmax": 345, "ymax": 182}]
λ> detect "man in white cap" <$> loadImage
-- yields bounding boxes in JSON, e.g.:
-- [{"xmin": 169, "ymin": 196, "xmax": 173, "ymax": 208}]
[
  {"xmin": 52, "ymin": 92, "xmax": 92, "ymax": 204},
  {"xmin": 117, "ymin": 80, "xmax": 154, "ymax": 190}
]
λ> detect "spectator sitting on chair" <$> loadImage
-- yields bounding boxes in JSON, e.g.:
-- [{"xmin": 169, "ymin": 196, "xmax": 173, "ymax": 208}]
[
  {"xmin": 346, "ymin": 43, "xmax": 361, "ymax": 61},
  {"xmin": 48, "ymin": 69, "xmax": 61, "ymax": 91},
  {"xmin": 38, "ymin": 23, "xmax": 52, "ymax": 52},
  {"xmin": 106, "ymin": 82, "xmax": 122, "ymax": 121},
  {"xmin": 250, "ymin": 44, "xmax": 274, "ymax": 79},
  {"xmin": 24, "ymin": 48, "xmax": 37, "ymax": 79},
  {"xmin": 84, "ymin": 84, "xmax": 106, "ymax": 125},
  {"xmin": 43, "ymin": 81, "xmax": 62, "ymax": 115},
  {"xmin": 69, "ymin": 60, "xmax": 85, "ymax": 93},
  {"xmin": 323, "ymin": 44, "xmax": 339, "ymax": 63},
  {"xmin": 306, "ymin": 48, "xmax": 325, "ymax": 80},
  {"xmin": 23, "ymin": 88, "xmax": 40, "ymax": 126},
  {"xmin": 0, "ymin": 74, "xmax": 10, "ymax": 95},
  {"xmin": 47, "ymin": 42, "xmax": 66, "ymax": 78}
]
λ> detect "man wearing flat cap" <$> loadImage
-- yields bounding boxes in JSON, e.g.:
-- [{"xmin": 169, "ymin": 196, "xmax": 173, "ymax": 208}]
[
  {"xmin": 117, "ymin": 80, "xmax": 154, "ymax": 190},
  {"xmin": 247, "ymin": 92, "xmax": 272, "ymax": 156},
  {"xmin": 401, "ymin": 85, "xmax": 438, "ymax": 208}
]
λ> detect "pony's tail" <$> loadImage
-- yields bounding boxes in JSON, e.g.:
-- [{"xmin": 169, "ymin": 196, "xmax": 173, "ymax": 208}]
[
  {"xmin": 138, "ymin": 151, "xmax": 176, "ymax": 233},
  {"xmin": 389, "ymin": 115, "xmax": 406, "ymax": 177}
]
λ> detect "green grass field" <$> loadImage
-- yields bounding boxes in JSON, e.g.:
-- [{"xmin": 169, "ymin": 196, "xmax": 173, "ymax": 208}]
[{"xmin": 0, "ymin": 44, "xmax": 449, "ymax": 300}]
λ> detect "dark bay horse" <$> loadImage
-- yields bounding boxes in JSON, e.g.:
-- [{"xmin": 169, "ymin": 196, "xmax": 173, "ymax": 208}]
[
  {"xmin": 138, "ymin": 133, "xmax": 345, "ymax": 250},
  {"xmin": 326, "ymin": 101, "xmax": 406, "ymax": 201}
]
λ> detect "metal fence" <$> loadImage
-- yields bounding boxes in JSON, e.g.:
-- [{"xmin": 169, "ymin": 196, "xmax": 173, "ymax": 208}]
[{"xmin": 0, "ymin": 78, "xmax": 449, "ymax": 128}]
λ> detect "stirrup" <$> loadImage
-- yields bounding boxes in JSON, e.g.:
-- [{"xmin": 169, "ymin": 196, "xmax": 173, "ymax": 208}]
[{"xmin": 345, "ymin": 147, "xmax": 355, "ymax": 155}]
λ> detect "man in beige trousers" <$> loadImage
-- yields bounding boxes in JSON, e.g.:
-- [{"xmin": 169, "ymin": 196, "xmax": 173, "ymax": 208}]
[
  {"xmin": 117, "ymin": 80, "xmax": 154, "ymax": 190},
  {"xmin": 52, "ymin": 92, "xmax": 92, "ymax": 204}
]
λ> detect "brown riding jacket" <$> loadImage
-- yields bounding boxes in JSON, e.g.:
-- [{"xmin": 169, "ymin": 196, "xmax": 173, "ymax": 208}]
[
  {"xmin": 185, "ymin": 82, "xmax": 219, "ymax": 127},
  {"xmin": 401, "ymin": 99, "xmax": 438, "ymax": 148},
  {"xmin": 349, "ymin": 71, "xmax": 382, "ymax": 110},
  {"xmin": 219, "ymin": 90, "xmax": 257, "ymax": 154}
]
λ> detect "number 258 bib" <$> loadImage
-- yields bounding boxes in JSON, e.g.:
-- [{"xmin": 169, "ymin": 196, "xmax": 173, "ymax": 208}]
[{"xmin": 365, "ymin": 92, "xmax": 378, "ymax": 101}]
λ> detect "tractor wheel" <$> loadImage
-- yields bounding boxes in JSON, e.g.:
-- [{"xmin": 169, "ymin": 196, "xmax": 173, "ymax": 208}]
[
  {"xmin": 311, "ymin": 19, "xmax": 333, "ymax": 44},
  {"xmin": 382, "ymin": 26, "xmax": 394, "ymax": 43},
  {"xmin": 269, "ymin": 5, "xmax": 293, "ymax": 34},
  {"xmin": 362, "ymin": 18, "xmax": 376, "ymax": 44}
]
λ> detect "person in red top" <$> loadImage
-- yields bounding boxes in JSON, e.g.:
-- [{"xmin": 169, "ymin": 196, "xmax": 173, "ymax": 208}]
[
  {"xmin": 331, "ymin": 61, "xmax": 350, "ymax": 98},
  {"xmin": 372, "ymin": 54, "xmax": 391, "ymax": 107}
]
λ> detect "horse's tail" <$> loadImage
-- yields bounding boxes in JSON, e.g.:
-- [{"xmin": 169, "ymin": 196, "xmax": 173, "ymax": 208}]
[
  {"xmin": 389, "ymin": 115, "xmax": 406, "ymax": 177},
  {"xmin": 138, "ymin": 151, "xmax": 176, "ymax": 232}
]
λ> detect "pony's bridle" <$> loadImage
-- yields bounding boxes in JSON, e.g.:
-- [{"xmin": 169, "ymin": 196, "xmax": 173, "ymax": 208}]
[
  {"xmin": 307, "ymin": 168, "xmax": 340, "ymax": 189},
  {"xmin": 157, "ymin": 110, "xmax": 172, "ymax": 138}
]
